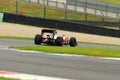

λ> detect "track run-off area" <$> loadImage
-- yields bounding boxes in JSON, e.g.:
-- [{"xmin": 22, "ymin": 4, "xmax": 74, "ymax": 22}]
[
  {"xmin": 0, "ymin": 22, "xmax": 120, "ymax": 80},
  {"xmin": 0, "ymin": 22, "xmax": 120, "ymax": 45}
]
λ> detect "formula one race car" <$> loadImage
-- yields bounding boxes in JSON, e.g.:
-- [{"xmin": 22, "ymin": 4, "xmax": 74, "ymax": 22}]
[{"xmin": 34, "ymin": 29, "xmax": 77, "ymax": 47}]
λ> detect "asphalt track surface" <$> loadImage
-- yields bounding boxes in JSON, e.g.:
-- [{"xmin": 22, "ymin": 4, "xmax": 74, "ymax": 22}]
[{"xmin": 0, "ymin": 38, "xmax": 120, "ymax": 80}]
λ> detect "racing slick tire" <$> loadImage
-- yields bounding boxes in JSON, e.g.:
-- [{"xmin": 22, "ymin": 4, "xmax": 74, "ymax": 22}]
[
  {"xmin": 69, "ymin": 37, "xmax": 77, "ymax": 47},
  {"xmin": 55, "ymin": 37, "xmax": 63, "ymax": 46},
  {"xmin": 34, "ymin": 34, "xmax": 42, "ymax": 45}
]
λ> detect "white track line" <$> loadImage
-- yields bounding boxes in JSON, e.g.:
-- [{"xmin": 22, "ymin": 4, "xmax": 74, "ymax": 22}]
[{"xmin": 0, "ymin": 70, "xmax": 72, "ymax": 80}]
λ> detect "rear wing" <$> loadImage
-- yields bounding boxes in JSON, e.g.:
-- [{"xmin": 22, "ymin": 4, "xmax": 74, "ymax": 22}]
[{"xmin": 41, "ymin": 29, "xmax": 57, "ymax": 34}]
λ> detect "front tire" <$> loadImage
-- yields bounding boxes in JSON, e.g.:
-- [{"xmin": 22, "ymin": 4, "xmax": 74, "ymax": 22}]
[
  {"xmin": 34, "ymin": 34, "xmax": 42, "ymax": 45},
  {"xmin": 69, "ymin": 37, "xmax": 77, "ymax": 47}
]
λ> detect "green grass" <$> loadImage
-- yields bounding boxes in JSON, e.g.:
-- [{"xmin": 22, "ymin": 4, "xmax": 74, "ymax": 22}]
[
  {"xmin": 79, "ymin": 41, "xmax": 120, "ymax": 46},
  {"xmin": 12, "ymin": 46, "xmax": 120, "ymax": 58},
  {"xmin": 0, "ymin": 0, "xmax": 118, "ymax": 22},
  {"xmin": 98, "ymin": 0, "xmax": 120, "ymax": 5},
  {"xmin": 0, "ymin": 36, "xmax": 33, "ymax": 40},
  {"xmin": 0, "ymin": 77, "xmax": 20, "ymax": 80}
]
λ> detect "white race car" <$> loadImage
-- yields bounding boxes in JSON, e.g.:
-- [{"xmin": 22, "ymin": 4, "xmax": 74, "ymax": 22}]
[{"xmin": 34, "ymin": 29, "xmax": 77, "ymax": 47}]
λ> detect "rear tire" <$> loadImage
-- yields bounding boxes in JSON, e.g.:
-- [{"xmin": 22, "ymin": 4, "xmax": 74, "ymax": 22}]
[
  {"xmin": 34, "ymin": 34, "xmax": 42, "ymax": 45},
  {"xmin": 55, "ymin": 37, "xmax": 63, "ymax": 46},
  {"xmin": 69, "ymin": 37, "xmax": 77, "ymax": 47}
]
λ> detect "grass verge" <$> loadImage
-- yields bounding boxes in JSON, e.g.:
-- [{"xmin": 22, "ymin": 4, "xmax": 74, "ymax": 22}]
[
  {"xmin": 0, "ymin": 77, "xmax": 20, "ymax": 80},
  {"xmin": 0, "ymin": 36, "xmax": 33, "ymax": 40},
  {"xmin": 12, "ymin": 46, "xmax": 120, "ymax": 58}
]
